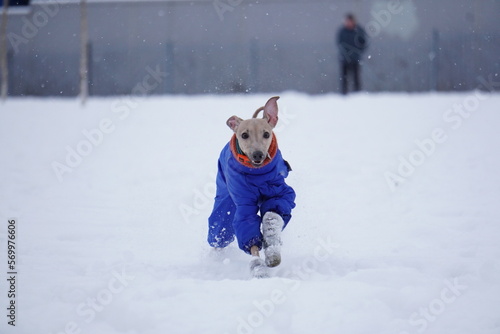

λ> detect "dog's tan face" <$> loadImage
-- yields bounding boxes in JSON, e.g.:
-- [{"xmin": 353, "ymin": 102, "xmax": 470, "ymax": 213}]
[
  {"xmin": 232, "ymin": 118, "xmax": 274, "ymax": 166},
  {"xmin": 227, "ymin": 97, "xmax": 279, "ymax": 167}
]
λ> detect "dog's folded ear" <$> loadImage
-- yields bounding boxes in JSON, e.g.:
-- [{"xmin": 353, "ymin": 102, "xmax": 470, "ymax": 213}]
[
  {"xmin": 264, "ymin": 96, "xmax": 280, "ymax": 128},
  {"xmin": 227, "ymin": 116, "xmax": 244, "ymax": 132}
]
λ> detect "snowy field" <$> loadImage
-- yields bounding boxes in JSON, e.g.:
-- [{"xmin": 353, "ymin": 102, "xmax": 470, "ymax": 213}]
[{"xmin": 0, "ymin": 92, "xmax": 499, "ymax": 334}]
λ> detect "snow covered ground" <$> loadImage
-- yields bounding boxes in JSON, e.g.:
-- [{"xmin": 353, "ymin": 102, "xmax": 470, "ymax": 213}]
[{"xmin": 0, "ymin": 92, "xmax": 499, "ymax": 334}]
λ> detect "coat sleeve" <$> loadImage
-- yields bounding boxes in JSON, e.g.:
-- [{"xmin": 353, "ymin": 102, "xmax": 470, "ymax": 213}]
[
  {"xmin": 226, "ymin": 171, "xmax": 263, "ymax": 254},
  {"xmin": 259, "ymin": 180, "xmax": 296, "ymax": 226},
  {"xmin": 258, "ymin": 159, "xmax": 296, "ymax": 227},
  {"xmin": 356, "ymin": 26, "xmax": 368, "ymax": 51}
]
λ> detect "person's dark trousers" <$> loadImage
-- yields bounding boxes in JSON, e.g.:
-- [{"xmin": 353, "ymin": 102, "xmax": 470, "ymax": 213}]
[{"xmin": 340, "ymin": 62, "xmax": 361, "ymax": 95}]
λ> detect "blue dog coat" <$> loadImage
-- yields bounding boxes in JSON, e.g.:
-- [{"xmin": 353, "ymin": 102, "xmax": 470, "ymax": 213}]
[{"xmin": 208, "ymin": 134, "xmax": 296, "ymax": 254}]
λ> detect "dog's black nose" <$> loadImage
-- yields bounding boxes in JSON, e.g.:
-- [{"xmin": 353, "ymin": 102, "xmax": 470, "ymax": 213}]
[{"xmin": 252, "ymin": 151, "xmax": 265, "ymax": 162}]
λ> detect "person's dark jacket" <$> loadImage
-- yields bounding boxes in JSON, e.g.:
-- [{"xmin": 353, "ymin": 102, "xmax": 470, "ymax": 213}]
[{"xmin": 337, "ymin": 25, "xmax": 368, "ymax": 64}]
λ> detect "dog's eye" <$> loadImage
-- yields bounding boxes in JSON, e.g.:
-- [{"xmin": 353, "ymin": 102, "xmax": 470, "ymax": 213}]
[
  {"xmin": 263, "ymin": 132, "xmax": 270, "ymax": 139},
  {"xmin": 241, "ymin": 133, "xmax": 249, "ymax": 139}
]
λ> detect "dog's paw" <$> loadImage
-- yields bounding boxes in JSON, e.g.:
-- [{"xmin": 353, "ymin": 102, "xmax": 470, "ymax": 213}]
[
  {"xmin": 264, "ymin": 245, "xmax": 281, "ymax": 267},
  {"xmin": 250, "ymin": 256, "xmax": 270, "ymax": 279},
  {"xmin": 262, "ymin": 212, "xmax": 283, "ymax": 267},
  {"xmin": 262, "ymin": 212, "xmax": 284, "ymax": 245}
]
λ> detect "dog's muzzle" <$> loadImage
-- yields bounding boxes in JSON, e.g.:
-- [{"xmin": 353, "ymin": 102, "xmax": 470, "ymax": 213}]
[{"xmin": 251, "ymin": 151, "xmax": 265, "ymax": 165}]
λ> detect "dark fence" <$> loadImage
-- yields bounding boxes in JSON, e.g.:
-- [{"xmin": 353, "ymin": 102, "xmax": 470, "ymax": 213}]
[{"xmin": 1, "ymin": 0, "xmax": 499, "ymax": 96}]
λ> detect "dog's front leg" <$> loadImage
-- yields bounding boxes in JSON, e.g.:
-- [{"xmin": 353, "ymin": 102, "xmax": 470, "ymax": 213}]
[{"xmin": 250, "ymin": 245, "xmax": 260, "ymax": 257}]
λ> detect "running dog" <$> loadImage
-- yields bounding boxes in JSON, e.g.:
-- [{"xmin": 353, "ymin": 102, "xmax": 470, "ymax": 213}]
[{"xmin": 207, "ymin": 96, "xmax": 296, "ymax": 278}]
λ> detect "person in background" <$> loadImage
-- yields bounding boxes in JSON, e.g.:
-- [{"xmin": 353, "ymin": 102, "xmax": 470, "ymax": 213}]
[{"xmin": 337, "ymin": 13, "xmax": 367, "ymax": 95}]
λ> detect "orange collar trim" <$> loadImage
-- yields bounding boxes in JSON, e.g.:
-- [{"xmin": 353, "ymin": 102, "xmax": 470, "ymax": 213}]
[{"xmin": 230, "ymin": 134, "xmax": 278, "ymax": 168}]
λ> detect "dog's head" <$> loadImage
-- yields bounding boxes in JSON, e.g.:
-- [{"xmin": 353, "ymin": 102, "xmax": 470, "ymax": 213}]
[{"xmin": 226, "ymin": 96, "xmax": 279, "ymax": 167}]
